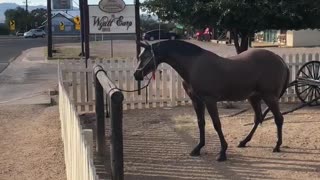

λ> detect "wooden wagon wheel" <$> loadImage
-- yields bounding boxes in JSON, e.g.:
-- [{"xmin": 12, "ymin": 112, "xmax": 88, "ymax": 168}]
[{"xmin": 295, "ymin": 61, "xmax": 320, "ymax": 106}]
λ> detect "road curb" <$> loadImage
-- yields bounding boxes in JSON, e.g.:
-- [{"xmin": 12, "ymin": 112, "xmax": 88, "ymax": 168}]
[{"xmin": 0, "ymin": 53, "xmax": 22, "ymax": 74}]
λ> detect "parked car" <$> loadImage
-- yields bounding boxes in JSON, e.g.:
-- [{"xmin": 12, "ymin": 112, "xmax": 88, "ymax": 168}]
[
  {"xmin": 16, "ymin": 30, "xmax": 24, "ymax": 36},
  {"xmin": 24, "ymin": 29, "xmax": 46, "ymax": 38},
  {"xmin": 143, "ymin": 30, "xmax": 179, "ymax": 41}
]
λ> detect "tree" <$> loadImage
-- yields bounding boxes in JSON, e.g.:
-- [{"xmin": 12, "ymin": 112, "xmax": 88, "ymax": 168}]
[
  {"xmin": 140, "ymin": 14, "xmax": 176, "ymax": 32},
  {"xmin": 5, "ymin": 7, "xmax": 47, "ymax": 32},
  {"xmin": 143, "ymin": 0, "xmax": 320, "ymax": 54},
  {"xmin": 4, "ymin": 7, "xmax": 29, "ymax": 31},
  {"xmin": 0, "ymin": 24, "xmax": 9, "ymax": 35},
  {"xmin": 30, "ymin": 8, "xmax": 47, "ymax": 28}
]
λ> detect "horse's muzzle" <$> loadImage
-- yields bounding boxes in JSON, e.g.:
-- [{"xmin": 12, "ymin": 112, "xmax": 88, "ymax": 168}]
[{"xmin": 134, "ymin": 70, "xmax": 144, "ymax": 81}]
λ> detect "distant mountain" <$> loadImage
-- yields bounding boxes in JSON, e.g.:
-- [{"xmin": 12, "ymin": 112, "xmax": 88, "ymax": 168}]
[{"xmin": 0, "ymin": 3, "xmax": 46, "ymax": 23}]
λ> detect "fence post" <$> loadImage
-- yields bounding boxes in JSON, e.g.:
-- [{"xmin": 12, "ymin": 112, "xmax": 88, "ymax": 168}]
[
  {"xmin": 110, "ymin": 91, "xmax": 124, "ymax": 180},
  {"xmin": 94, "ymin": 64, "xmax": 124, "ymax": 180},
  {"xmin": 94, "ymin": 66, "xmax": 106, "ymax": 157}
]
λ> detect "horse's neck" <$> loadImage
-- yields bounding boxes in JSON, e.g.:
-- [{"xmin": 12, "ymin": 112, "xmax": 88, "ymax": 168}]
[{"xmin": 160, "ymin": 49, "xmax": 193, "ymax": 82}]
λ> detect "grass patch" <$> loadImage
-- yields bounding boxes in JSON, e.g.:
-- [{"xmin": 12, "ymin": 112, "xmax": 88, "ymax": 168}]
[{"xmin": 46, "ymin": 47, "xmax": 87, "ymax": 60}]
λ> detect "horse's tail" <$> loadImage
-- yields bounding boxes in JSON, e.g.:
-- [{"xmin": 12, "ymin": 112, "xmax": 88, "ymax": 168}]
[{"xmin": 260, "ymin": 66, "xmax": 290, "ymax": 124}]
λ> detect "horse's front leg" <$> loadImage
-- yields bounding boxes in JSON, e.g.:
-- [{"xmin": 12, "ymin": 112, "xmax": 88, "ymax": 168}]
[
  {"xmin": 205, "ymin": 100, "xmax": 228, "ymax": 161},
  {"xmin": 189, "ymin": 97, "xmax": 206, "ymax": 156},
  {"xmin": 182, "ymin": 82, "xmax": 206, "ymax": 156}
]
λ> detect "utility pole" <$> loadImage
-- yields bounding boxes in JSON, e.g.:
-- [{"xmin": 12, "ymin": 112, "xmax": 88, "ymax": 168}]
[
  {"xmin": 47, "ymin": 0, "xmax": 52, "ymax": 58},
  {"xmin": 79, "ymin": 0, "xmax": 85, "ymax": 56},
  {"xmin": 23, "ymin": 0, "xmax": 29, "ymax": 12}
]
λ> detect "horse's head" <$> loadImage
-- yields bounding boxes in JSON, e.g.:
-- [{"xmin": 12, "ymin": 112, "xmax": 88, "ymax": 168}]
[{"xmin": 134, "ymin": 41, "xmax": 158, "ymax": 81}]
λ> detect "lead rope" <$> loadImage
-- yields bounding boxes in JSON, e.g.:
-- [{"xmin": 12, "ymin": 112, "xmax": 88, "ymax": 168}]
[{"xmin": 105, "ymin": 45, "xmax": 157, "ymax": 117}]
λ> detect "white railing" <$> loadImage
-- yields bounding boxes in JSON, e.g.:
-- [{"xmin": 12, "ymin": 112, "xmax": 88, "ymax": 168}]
[
  {"xmin": 60, "ymin": 52, "xmax": 320, "ymax": 112},
  {"xmin": 59, "ymin": 69, "xmax": 98, "ymax": 180}
]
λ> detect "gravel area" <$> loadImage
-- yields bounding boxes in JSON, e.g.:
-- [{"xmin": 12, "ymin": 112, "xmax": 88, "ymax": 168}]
[{"xmin": 0, "ymin": 104, "xmax": 66, "ymax": 180}]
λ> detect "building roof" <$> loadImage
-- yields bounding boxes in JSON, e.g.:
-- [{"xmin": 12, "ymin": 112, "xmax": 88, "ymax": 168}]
[{"xmin": 41, "ymin": 12, "xmax": 75, "ymax": 25}]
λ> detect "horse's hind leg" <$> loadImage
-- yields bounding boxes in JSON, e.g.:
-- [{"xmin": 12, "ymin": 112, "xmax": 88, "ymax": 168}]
[
  {"xmin": 182, "ymin": 82, "xmax": 205, "ymax": 156},
  {"xmin": 238, "ymin": 96, "xmax": 262, "ymax": 147},
  {"xmin": 262, "ymin": 96, "xmax": 284, "ymax": 152}
]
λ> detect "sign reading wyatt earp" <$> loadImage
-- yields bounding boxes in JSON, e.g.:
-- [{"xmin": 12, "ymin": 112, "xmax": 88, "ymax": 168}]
[{"xmin": 89, "ymin": 0, "xmax": 135, "ymax": 34}]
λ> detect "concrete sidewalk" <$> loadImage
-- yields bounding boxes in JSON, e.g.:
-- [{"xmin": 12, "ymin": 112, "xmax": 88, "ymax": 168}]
[{"xmin": 0, "ymin": 47, "xmax": 57, "ymax": 105}]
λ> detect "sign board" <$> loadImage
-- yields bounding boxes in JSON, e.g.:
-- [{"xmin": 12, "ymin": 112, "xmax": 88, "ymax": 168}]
[
  {"xmin": 89, "ymin": 3, "xmax": 135, "ymax": 34},
  {"xmin": 73, "ymin": 16, "xmax": 81, "ymax": 30},
  {"xmin": 59, "ymin": 22, "xmax": 65, "ymax": 31},
  {"xmin": 9, "ymin": 20, "xmax": 15, "ymax": 31},
  {"xmin": 52, "ymin": 0, "xmax": 72, "ymax": 10}
]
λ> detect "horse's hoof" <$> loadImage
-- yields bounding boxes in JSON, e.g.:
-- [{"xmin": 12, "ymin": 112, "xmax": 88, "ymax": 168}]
[
  {"xmin": 216, "ymin": 153, "xmax": 227, "ymax": 162},
  {"xmin": 273, "ymin": 148, "xmax": 281, "ymax": 152},
  {"xmin": 238, "ymin": 141, "xmax": 247, "ymax": 148},
  {"xmin": 190, "ymin": 150, "xmax": 200, "ymax": 156}
]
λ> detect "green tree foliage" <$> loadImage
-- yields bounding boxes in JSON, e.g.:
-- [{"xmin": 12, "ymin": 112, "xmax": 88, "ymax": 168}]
[
  {"xmin": 5, "ymin": 7, "xmax": 47, "ymax": 32},
  {"xmin": 140, "ymin": 14, "xmax": 176, "ymax": 32},
  {"xmin": 0, "ymin": 24, "xmax": 9, "ymax": 35},
  {"xmin": 5, "ymin": 7, "xmax": 29, "ymax": 31},
  {"xmin": 30, "ymin": 8, "xmax": 47, "ymax": 28},
  {"xmin": 143, "ymin": 0, "xmax": 320, "ymax": 53}
]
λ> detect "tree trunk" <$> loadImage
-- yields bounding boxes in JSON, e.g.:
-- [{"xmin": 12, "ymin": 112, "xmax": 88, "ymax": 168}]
[{"xmin": 232, "ymin": 29, "xmax": 249, "ymax": 54}]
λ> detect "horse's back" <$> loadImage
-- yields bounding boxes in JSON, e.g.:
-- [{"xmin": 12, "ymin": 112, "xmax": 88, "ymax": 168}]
[{"xmin": 235, "ymin": 49, "xmax": 289, "ymax": 97}]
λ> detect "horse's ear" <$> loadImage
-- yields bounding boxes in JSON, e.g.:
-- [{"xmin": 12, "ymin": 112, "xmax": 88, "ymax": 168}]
[{"xmin": 139, "ymin": 41, "xmax": 150, "ymax": 48}]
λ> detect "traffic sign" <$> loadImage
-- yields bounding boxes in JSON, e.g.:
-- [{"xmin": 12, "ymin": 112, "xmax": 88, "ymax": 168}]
[
  {"xmin": 59, "ymin": 22, "xmax": 65, "ymax": 31},
  {"xmin": 9, "ymin": 20, "xmax": 15, "ymax": 31},
  {"xmin": 73, "ymin": 16, "xmax": 81, "ymax": 30}
]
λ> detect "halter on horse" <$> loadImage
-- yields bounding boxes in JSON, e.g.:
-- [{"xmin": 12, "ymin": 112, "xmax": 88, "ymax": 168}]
[{"xmin": 134, "ymin": 40, "xmax": 289, "ymax": 161}]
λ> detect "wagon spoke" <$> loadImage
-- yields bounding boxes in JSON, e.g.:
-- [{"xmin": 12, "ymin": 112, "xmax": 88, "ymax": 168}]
[
  {"xmin": 315, "ymin": 63, "xmax": 320, "ymax": 79},
  {"xmin": 316, "ymin": 87, "xmax": 320, "ymax": 96},
  {"xmin": 296, "ymin": 81, "xmax": 309, "ymax": 87},
  {"xmin": 300, "ymin": 70, "xmax": 309, "ymax": 78},
  {"xmin": 306, "ymin": 65, "xmax": 313, "ymax": 79},
  {"xmin": 310, "ymin": 88, "xmax": 315, "ymax": 102},
  {"xmin": 311, "ymin": 64, "xmax": 315, "ymax": 79},
  {"xmin": 296, "ymin": 84, "xmax": 308, "ymax": 87},
  {"xmin": 299, "ymin": 86, "xmax": 312, "ymax": 95},
  {"xmin": 304, "ymin": 87, "xmax": 313, "ymax": 101}
]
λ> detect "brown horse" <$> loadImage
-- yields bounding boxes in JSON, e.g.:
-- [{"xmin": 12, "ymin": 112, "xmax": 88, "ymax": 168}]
[{"xmin": 134, "ymin": 40, "xmax": 289, "ymax": 161}]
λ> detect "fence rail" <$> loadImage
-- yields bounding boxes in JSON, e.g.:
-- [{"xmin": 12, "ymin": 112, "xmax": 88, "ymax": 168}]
[
  {"xmin": 94, "ymin": 64, "xmax": 124, "ymax": 180},
  {"xmin": 60, "ymin": 52, "xmax": 320, "ymax": 112},
  {"xmin": 59, "ymin": 67, "xmax": 98, "ymax": 180}
]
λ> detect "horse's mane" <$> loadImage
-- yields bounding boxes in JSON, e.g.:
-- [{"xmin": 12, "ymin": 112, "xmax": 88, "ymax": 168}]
[{"xmin": 155, "ymin": 40, "xmax": 204, "ymax": 56}]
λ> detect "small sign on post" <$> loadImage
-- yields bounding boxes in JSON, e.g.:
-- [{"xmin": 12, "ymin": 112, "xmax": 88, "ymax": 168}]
[
  {"xmin": 9, "ymin": 20, "xmax": 15, "ymax": 31},
  {"xmin": 73, "ymin": 16, "xmax": 81, "ymax": 30},
  {"xmin": 59, "ymin": 22, "xmax": 65, "ymax": 31},
  {"xmin": 89, "ymin": 1, "xmax": 136, "ymax": 34},
  {"xmin": 52, "ymin": 0, "xmax": 72, "ymax": 10}
]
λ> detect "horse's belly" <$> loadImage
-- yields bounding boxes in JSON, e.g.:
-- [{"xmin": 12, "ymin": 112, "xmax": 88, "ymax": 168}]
[{"xmin": 218, "ymin": 90, "xmax": 257, "ymax": 101}]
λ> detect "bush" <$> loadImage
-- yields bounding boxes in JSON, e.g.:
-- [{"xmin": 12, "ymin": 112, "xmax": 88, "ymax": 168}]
[{"xmin": 0, "ymin": 24, "xmax": 9, "ymax": 35}]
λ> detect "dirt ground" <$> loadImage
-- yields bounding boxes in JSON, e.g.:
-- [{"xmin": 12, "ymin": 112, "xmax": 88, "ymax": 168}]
[
  {"xmin": 0, "ymin": 104, "xmax": 66, "ymax": 180},
  {"xmin": 116, "ymin": 103, "xmax": 320, "ymax": 180},
  {"xmin": 1, "ymin": 102, "xmax": 319, "ymax": 180}
]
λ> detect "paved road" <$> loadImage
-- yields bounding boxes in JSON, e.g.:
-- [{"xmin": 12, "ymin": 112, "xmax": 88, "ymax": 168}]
[{"xmin": 0, "ymin": 36, "xmax": 80, "ymax": 73}]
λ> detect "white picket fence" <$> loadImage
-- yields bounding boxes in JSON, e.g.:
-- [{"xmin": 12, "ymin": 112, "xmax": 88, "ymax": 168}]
[
  {"xmin": 59, "ymin": 70, "xmax": 98, "ymax": 180},
  {"xmin": 60, "ymin": 52, "xmax": 320, "ymax": 113}
]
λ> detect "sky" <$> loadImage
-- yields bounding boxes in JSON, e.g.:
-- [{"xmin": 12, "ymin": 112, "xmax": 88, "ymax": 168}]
[{"xmin": 0, "ymin": 0, "xmax": 137, "ymax": 7}]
